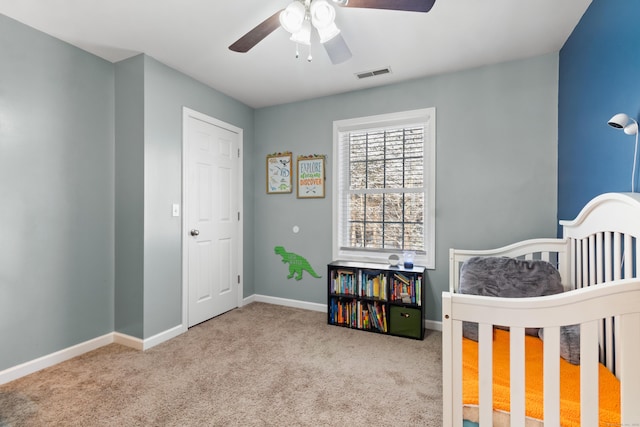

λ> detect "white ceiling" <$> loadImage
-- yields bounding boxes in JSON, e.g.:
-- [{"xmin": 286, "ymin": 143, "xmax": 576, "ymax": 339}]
[{"xmin": 0, "ymin": 0, "xmax": 591, "ymax": 109}]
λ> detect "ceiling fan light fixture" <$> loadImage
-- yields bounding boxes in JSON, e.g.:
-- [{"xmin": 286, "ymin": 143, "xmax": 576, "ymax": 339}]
[
  {"xmin": 311, "ymin": 0, "xmax": 340, "ymax": 43},
  {"xmin": 310, "ymin": 0, "xmax": 336, "ymax": 28},
  {"xmin": 290, "ymin": 19, "xmax": 312, "ymax": 46},
  {"xmin": 317, "ymin": 24, "xmax": 340, "ymax": 43},
  {"xmin": 280, "ymin": 1, "xmax": 306, "ymax": 34},
  {"xmin": 331, "ymin": 0, "xmax": 349, "ymax": 5}
]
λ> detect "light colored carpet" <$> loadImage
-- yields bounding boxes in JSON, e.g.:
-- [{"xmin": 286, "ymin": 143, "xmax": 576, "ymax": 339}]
[{"xmin": 0, "ymin": 302, "xmax": 443, "ymax": 426}]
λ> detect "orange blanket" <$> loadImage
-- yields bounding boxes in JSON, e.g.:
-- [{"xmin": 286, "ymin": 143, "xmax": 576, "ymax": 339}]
[{"xmin": 462, "ymin": 329, "xmax": 620, "ymax": 426}]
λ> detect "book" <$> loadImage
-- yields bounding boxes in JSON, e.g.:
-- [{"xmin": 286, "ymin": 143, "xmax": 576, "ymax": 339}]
[{"xmin": 394, "ymin": 272, "xmax": 410, "ymax": 284}]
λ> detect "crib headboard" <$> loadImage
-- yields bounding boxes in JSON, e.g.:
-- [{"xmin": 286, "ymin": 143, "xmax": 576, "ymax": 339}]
[
  {"xmin": 560, "ymin": 192, "xmax": 640, "ymax": 287},
  {"xmin": 448, "ymin": 192, "xmax": 640, "ymax": 377},
  {"xmin": 450, "ymin": 192, "xmax": 640, "ymax": 293},
  {"xmin": 444, "ymin": 193, "xmax": 640, "ymax": 426}
]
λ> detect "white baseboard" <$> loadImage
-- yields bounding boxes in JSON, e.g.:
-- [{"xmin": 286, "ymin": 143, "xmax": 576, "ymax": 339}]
[
  {"xmin": 0, "ymin": 324, "xmax": 186, "ymax": 385},
  {"xmin": 245, "ymin": 294, "xmax": 442, "ymax": 332},
  {"xmin": 1, "ymin": 299, "xmax": 439, "ymax": 385},
  {"xmin": 0, "ymin": 333, "xmax": 113, "ymax": 385},
  {"xmin": 113, "ymin": 332, "xmax": 144, "ymax": 351},
  {"xmin": 245, "ymin": 294, "xmax": 326, "ymax": 312},
  {"xmin": 141, "ymin": 324, "xmax": 186, "ymax": 350},
  {"xmin": 425, "ymin": 319, "xmax": 442, "ymax": 332}
]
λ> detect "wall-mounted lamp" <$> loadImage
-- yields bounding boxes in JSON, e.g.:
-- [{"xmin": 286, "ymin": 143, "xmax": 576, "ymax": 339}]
[{"xmin": 608, "ymin": 113, "xmax": 639, "ymax": 192}]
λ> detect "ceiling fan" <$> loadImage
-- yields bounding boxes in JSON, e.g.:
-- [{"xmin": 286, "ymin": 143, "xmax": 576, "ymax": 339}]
[{"xmin": 229, "ymin": 0, "xmax": 436, "ymax": 64}]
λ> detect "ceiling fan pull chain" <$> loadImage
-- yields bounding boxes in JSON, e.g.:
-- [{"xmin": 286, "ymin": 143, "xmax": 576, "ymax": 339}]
[{"xmin": 307, "ymin": 45, "xmax": 313, "ymax": 62}]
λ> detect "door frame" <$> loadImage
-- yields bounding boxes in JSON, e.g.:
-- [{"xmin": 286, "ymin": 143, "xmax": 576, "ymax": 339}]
[{"xmin": 181, "ymin": 107, "xmax": 244, "ymax": 329}]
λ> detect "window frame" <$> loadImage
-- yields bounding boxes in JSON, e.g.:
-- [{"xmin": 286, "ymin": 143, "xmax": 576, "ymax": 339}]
[{"xmin": 332, "ymin": 108, "xmax": 436, "ymax": 269}]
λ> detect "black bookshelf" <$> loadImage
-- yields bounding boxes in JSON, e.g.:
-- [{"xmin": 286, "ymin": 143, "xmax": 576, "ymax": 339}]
[{"xmin": 327, "ymin": 261, "xmax": 426, "ymax": 340}]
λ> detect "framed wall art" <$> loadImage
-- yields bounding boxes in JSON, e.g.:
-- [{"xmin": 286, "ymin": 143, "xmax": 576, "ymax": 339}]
[
  {"xmin": 266, "ymin": 152, "xmax": 293, "ymax": 194},
  {"xmin": 297, "ymin": 155, "xmax": 325, "ymax": 199}
]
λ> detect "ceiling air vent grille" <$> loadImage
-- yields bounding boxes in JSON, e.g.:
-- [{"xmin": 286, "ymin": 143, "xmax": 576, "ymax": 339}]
[{"xmin": 356, "ymin": 67, "xmax": 391, "ymax": 80}]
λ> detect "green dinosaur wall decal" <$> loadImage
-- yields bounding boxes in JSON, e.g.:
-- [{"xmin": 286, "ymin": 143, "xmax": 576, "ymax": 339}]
[{"xmin": 274, "ymin": 246, "xmax": 322, "ymax": 280}]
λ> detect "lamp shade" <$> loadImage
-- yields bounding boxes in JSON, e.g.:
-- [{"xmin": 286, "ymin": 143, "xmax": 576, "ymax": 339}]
[
  {"xmin": 608, "ymin": 113, "xmax": 638, "ymax": 135},
  {"xmin": 311, "ymin": 0, "xmax": 340, "ymax": 43},
  {"xmin": 280, "ymin": 1, "xmax": 306, "ymax": 34},
  {"xmin": 290, "ymin": 19, "xmax": 312, "ymax": 46},
  {"xmin": 310, "ymin": 0, "xmax": 336, "ymax": 28},
  {"xmin": 608, "ymin": 113, "xmax": 630, "ymax": 129},
  {"xmin": 625, "ymin": 121, "xmax": 639, "ymax": 135}
]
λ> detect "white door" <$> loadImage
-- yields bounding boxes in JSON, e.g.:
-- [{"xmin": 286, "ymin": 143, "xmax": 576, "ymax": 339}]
[{"xmin": 184, "ymin": 109, "xmax": 241, "ymax": 327}]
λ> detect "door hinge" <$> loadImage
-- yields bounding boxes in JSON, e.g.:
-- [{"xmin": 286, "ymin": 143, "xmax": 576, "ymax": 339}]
[
  {"xmin": 237, "ymin": 275, "xmax": 241, "ymax": 284},
  {"xmin": 238, "ymin": 211, "xmax": 240, "ymax": 221},
  {"xmin": 237, "ymin": 148, "xmax": 240, "ymax": 158}
]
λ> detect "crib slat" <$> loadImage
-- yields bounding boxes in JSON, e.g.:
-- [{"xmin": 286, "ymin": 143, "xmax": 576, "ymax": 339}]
[
  {"xmin": 577, "ymin": 239, "xmax": 589, "ymax": 288},
  {"xmin": 619, "ymin": 313, "xmax": 640, "ymax": 424},
  {"xmin": 543, "ymin": 326, "xmax": 560, "ymax": 426},
  {"xmin": 509, "ymin": 327, "xmax": 525, "ymax": 426},
  {"xmin": 589, "ymin": 234, "xmax": 596, "ymax": 285},
  {"xmin": 615, "ymin": 316, "xmax": 621, "ymax": 380},
  {"xmin": 604, "ymin": 317, "xmax": 614, "ymax": 372},
  {"xmin": 624, "ymin": 234, "xmax": 633, "ymax": 278},
  {"xmin": 614, "ymin": 232, "xmax": 622, "ymax": 280},
  {"xmin": 542, "ymin": 326, "xmax": 561, "ymax": 425},
  {"xmin": 581, "ymin": 321, "xmax": 599, "ymax": 427},
  {"xmin": 596, "ymin": 232, "xmax": 603, "ymax": 284},
  {"xmin": 604, "ymin": 231, "xmax": 612, "ymax": 282},
  {"xmin": 598, "ymin": 319, "xmax": 605, "ymax": 365},
  {"xmin": 450, "ymin": 320, "xmax": 463, "ymax": 426},
  {"xmin": 636, "ymin": 238, "xmax": 640, "ymax": 279},
  {"xmin": 478, "ymin": 323, "xmax": 493, "ymax": 426}
]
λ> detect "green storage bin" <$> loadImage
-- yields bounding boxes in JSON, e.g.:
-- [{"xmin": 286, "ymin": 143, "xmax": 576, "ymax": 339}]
[{"xmin": 389, "ymin": 306, "xmax": 423, "ymax": 339}]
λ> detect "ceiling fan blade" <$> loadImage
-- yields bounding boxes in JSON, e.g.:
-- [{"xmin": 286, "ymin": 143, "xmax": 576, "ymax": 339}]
[
  {"xmin": 336, "ymin": 0, "xmax": 435, "ymax": 13},
  {"xmin": 324, "ymin": 34, "xmax": 352, "ymax": 65},
  {"xmin": 229, "ymin": 9, "xmax": 284, "ymax": 53}
]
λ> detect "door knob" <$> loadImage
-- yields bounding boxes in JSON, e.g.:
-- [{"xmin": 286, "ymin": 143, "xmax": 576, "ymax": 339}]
[{"xmin": 190, "ymin": 229, "xmax": 200, "ymax": 236}]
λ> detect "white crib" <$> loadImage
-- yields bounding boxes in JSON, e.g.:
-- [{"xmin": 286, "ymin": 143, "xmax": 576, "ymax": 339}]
[{"xmin": 442, "ymin": 192, "xmax": 640, "ymax": 426}]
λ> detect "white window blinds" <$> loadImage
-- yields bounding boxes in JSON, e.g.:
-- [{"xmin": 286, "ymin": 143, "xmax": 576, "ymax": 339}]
[{"xmin": 333, "ymin": 108, "xmax": 435, "ymax": 268}]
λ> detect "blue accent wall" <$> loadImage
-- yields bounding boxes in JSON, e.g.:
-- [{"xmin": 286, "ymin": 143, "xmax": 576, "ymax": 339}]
[{"xmin": 558, "ymin": 0, "xmax": 640, "ymax": 225}]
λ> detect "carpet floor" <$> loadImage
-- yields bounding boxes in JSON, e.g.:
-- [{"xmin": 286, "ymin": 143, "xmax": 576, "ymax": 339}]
[{"xmin": 0, "ymin": 302, "xmax": 443, "ymax": 426}]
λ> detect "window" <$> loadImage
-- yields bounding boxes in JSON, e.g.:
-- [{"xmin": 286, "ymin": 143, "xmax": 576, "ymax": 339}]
[{"xmin": 332, "ymin": 108, "xmax": 435, "ymax": 269}]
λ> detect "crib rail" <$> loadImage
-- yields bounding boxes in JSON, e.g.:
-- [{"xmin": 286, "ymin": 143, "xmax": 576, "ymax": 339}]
[
  {"xmin": 449, "ymin": 232, "xmax": 640, "ymax": 377},
  {"xmin": 449, "ymin": 238, "xmax": 571, "ymax": 292},
  {"xmin": 442, "ymin": 280, "xmax": 640, "ymax": 427}
]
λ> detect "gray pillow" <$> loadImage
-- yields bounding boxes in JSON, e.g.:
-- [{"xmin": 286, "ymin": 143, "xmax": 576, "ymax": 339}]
[
  {"xmin": 538, "ymin": 325, "xmax": 580, "ymax": 365},
  {"xmin": 459, "ymin": 257, "xmax": 564, "ymax": 341}
]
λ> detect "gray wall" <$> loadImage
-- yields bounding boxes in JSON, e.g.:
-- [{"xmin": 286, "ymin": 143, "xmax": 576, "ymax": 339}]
[
  {"xmin": 114, "ymin": 55, "xmax": 145, "ymax": 338},
  {"xmin": 114, "ymin": 54, "xmax": 255, "ymax": 339},
  {"xmin": 141, "ymin": 55, "xmax": 255, "ymax": 337},
  {"xmin": 1, "ymin": 14, "xmax": 255, "ymax": 370},
  {"xmin": 0, "ymin": 14, "xmax": 115, "ymax": 370},
  {"xmin": 254, "ymin": 53, "xmax": 560, "ymax": 322},
  {"xmin": 1, "ymin": 9, "xmax": 559, "ymax": 373}
]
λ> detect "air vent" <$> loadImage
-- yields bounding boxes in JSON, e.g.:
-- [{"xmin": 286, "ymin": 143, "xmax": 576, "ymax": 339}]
[{"xmin": 355, "ymin": 67, "xmax": 392, "ymax": 80}]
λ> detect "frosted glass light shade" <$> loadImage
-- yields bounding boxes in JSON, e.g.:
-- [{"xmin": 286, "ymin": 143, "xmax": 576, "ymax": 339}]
[
  {"xmin": 310, "ymin": 0, "xmax": 336, "ymax": 28},
  {"xmin": 311, "ymin": 0, "xmax": 340, "ymax": 43},
  {"xmin": 290, "ymin": 20, "xmax": 312, "ymax": 46},
  {"xmin": 280, "ymin": 2, "xmax": 306, "ymax": 34}
]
